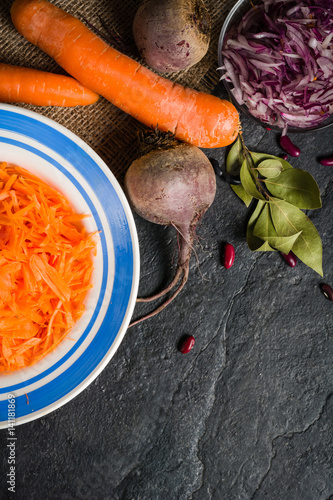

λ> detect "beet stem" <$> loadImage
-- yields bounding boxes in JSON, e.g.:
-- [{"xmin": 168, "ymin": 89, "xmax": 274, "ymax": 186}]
[
  {"xmin": 130, "ymin": 229, "xmax": 193, "ymax": 326},
  {"xmin": 136, "ymin": 224, "xmax": 193, "ymax": 303},
  {"xmin": 136, "ymin": 265, "xmax": 183, "ymax": 303},
  {"xmin": 129, "ymin": 266, "xmax": 189, "ymax": 328}
]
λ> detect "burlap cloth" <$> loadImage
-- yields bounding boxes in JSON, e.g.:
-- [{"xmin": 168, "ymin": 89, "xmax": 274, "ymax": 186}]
[{"xmin": 0, "ymin": 0, "xmax": 236, "ymax": 184}]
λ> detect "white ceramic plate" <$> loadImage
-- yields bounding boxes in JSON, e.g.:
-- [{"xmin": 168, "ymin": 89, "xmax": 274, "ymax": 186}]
[{"xmin": 0, "ymin": 104, "xmax": 140, "ymax": 428}]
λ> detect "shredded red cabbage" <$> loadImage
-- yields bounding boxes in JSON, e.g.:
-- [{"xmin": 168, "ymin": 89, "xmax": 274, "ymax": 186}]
[{"xmin": 220, "ymin": 0, "xmax": 333, "ymax": 132}]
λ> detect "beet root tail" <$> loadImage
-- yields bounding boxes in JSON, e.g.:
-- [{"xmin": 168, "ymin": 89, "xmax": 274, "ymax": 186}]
[
  {"xmin": 136, "ymin": 264, "xmax": 183, "ymax": 303},
  {"xmin": 129, "ymin": 264, "xmax": 189, "ymax": 328},
  {"xmin": 136, "ymin": 226, "xmax": 193, "ymax": 304},
  {"xmin": 129, "ymin": 227, "xmax": 193, "ymax": 327}
]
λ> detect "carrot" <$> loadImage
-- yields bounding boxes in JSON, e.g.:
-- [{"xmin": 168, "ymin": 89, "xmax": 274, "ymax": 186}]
[
  {"xmin": 0, "ymin": 62, "xmax": 99, "ymax": 107},
  {"xmin": 10, "ymin": 0, "xmax": 240, "ymax": 148},
  {"xmin": 0, "ymin": 161, "xmax": 98, "ymax": 372}
]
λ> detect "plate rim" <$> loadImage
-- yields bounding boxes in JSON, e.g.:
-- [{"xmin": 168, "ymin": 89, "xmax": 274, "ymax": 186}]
[{"xmin": 0, "ymin": 104, "xmax": 140, "ymax": 427}]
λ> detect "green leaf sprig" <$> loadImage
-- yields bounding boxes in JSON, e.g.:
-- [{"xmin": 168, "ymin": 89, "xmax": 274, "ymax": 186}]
[{"xmin": 226, "ymin": 134, "xmax": 323, "ymax": 276}]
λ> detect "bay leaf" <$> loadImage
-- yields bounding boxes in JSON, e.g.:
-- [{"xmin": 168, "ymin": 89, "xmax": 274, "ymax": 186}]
[
  {"xmin": 250, "ymin": 152, "xmax": 292, "ymax": 171},
  {"xmin": 263, "ymin": 232, "xmax": 302, "ymax": 254},
  {"xmin": 253, "ymin": 203, "xmax": 277, "ymax": 239},
  {"xmin": 246, "ymin": 200, "xmax": 275, "ymax": 251},
  {"xmin": 264, "ymin": 169, "xmax": 322, "ymax": 209},
  {"xmin": 231, "ymin": 184, "xmax": 253, "ymax": 207},
  {"xmin": 256, "ymin": 159, "xmax": 283, "ymax": 178},
  {"xmin": 240, "ymin": 160, "xmax": 266, "ymax": 201},
  {"xmin": 254, "ymin": 240, "xmax": 276, "ymax": 251},
  {"xmin": 269, "ymin": 198, "xmax": 323, "ymax": 275},
  {"xmin": 253, "ymin": 202, "xmax": 302, "ymax": 253},
  {"xmin": 226, "ymin": 136, "xmax": 244, "ymax": 177}
]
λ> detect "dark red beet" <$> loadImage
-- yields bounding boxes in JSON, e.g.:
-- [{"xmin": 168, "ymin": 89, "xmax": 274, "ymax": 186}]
[
  {"xmin": 125, "ymin": 134, "xmax": 216, "ymax": 326},
  {"xmin": 133, "ymin": 0, "xmax": 211, "ymax": 73}
]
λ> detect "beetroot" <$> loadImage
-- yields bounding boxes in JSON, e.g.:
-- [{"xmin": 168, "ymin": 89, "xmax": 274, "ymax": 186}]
[
  {"xmin": 132, "ymin": 0, "xmax": 211, "ymax": 73},
  {"xmin": 125, "ymin": 131, "xmax": 216, "ymax": 326}
]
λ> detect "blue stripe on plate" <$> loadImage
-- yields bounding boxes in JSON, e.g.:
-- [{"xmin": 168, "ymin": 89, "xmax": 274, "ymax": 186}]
[{"xmin": 0, "ymin": 108, "xmax": 134, "ymax": 422}]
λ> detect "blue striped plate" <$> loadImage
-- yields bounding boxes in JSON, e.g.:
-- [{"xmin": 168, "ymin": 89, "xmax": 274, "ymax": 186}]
[{"xmin": 0, "ymin": 104, "xmax": 140, "ymax": 427}]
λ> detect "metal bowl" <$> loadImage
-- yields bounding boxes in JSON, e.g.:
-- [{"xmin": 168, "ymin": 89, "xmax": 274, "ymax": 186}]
[{"xmin": 217, "ymin": 0, "xmax": 333, "ymax": 133}]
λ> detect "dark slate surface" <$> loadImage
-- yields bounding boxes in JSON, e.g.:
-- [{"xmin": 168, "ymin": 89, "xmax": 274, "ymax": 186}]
[{"xmin": 1, "ymin": 90, "xmax": 333, "ymax": 500}]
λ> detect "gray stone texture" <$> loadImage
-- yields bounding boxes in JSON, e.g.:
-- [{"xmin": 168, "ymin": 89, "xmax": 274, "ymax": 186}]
[{"xmin": 1, "ymin": 83, "xmax": 332, "ymax": 500}]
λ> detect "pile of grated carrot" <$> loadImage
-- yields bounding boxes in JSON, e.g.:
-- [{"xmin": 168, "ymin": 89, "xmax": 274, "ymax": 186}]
[{"xmin": 0, "ymin": 161, "xmax": 98, "ymax": 372}]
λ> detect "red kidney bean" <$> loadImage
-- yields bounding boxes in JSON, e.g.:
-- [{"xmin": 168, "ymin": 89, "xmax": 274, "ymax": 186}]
[
  {"xmin": 320, "ymin": 283, "xmax": 333, "ymax": 301},
  {"xmin": 280, "ymin": 251, "xmax": 297, "ymax": 267},
  {"xmin": 280, "ymin": 135, "xmax": 300, "ymax": 157},
  {"xmin": 281, "ymin": 154, "xmax": 288, "ymax": 161},
  {"xmin": 179, "ymin": 335, "xmax": 195, "ymax": 354},
  {"xmin": 266, "ymin": 127, "xmax": 272, "ymax": 131},
  {"xmin": 319, "ymin": 157, "xmax": 333, "ymax": 166},
  {"xmin": 223, "ymin": 243, "xmax": 235, "ymax": 269}
]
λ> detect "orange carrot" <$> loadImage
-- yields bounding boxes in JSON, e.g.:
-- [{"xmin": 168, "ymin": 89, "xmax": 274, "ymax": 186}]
[
  {"xmin": 10, "ymin": 0, "xmax": 240, "ymax": 148},
  {"xmin": 0, "ymin": 62, "xmax": 99, "ymax": 107},
  {"xmin": 0, "ymin": 161, "xmax": 98, "ymax": 372}
]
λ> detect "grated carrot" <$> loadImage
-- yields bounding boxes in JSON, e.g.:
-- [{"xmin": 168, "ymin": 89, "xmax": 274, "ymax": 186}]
[{"xmin": 0, "ymin": 161, "xmax": 98, "ymax": 372}]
